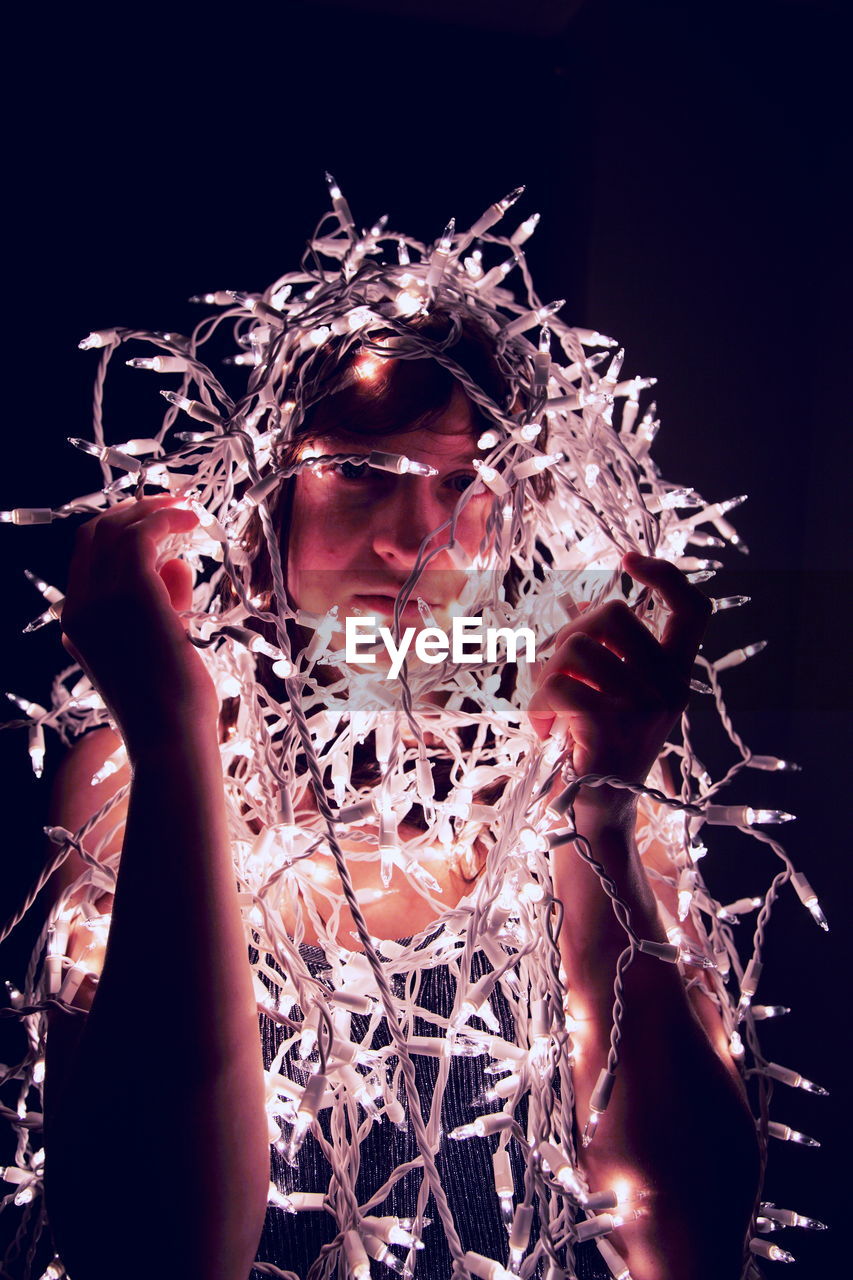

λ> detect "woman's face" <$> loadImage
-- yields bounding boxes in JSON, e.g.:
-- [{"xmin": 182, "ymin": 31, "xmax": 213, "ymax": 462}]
[{"xmin": 286, "ymin": 386, "xmax": 493, "ymax": 633}]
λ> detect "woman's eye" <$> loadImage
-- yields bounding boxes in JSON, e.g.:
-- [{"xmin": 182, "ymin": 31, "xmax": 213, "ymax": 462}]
[
  {"xmin": 447, "ymin": 473, "xmax": 478, "ymax": 493},
  {"xmin": 337, "ymin": 459, "xmax": 370, "ymax": 481}
]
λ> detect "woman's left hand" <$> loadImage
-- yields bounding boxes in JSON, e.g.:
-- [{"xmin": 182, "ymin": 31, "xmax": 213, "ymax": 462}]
[{"xmin": 527, "ymin": 552, "xmax": 712, "ymax": 792}]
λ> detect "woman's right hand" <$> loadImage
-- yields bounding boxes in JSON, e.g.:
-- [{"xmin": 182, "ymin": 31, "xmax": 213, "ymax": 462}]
[{"xmin": 60, "ymin": 495, "xmax": 220, "ymax": 755}]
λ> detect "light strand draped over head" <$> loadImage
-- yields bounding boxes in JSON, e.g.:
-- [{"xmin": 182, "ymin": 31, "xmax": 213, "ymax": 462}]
[{"xmin": 0, "ymin": 179, "xmax": 821, "ymax": 1280}]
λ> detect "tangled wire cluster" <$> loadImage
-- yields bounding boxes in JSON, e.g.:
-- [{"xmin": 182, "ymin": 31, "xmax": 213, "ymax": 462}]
[{"xmin": 0, "ymin": 180, "xmax": 824, "ymax": 1279}]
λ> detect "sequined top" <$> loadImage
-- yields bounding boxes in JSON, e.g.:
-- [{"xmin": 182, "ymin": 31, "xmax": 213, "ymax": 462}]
[{"xmin": 254, "ymin": 943, "xmax": 610, "ymax": 1280}]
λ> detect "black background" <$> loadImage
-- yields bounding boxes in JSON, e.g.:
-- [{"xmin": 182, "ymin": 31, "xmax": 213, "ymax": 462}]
[{"xmin": 0, "ymin": 1, "xmax": 849, "ymax": 1274}]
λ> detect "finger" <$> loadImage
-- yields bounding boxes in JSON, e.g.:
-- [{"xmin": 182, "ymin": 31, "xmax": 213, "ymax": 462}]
[
  {"xmin": 77, "ymin": 494, "xmax": 187, "ymax": 543},
  {"xmin": 159, "ymin": 558, "xmax": 194, "ymax": 615},
  {"xmin": 553, "ymin": 632, "xmax": 642, "ymax": 699},
  {"xmin": 529, "ymin": 670, "xmax": 603, "ymax": 735},
  {"xmin": 99, "ymin": 507, "xmax": 200, "ymax": 571},
  {"xmin": 573, "ymin": 599, "xmax": 666, "ymax": 672},
  {"xmin": 623, "ymin": 552, "xmax": 711, "ymax": 674}
]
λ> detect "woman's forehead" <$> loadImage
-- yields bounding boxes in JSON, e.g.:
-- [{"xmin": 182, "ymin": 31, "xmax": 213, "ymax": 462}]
[{"xmin": 307, "ymin": 386, "xmax": 482, "ymax": 459}]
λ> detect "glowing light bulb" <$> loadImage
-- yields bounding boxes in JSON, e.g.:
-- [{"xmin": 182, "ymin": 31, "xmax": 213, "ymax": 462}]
[
  {"xmin": 477, "ymin": 429, "xmax": 501, "ymax": 450},
  {"xmin": 763, "ymin": 1062, "xmax": 828, "ymax": 1096},
  {"xmin": 513, "ymin": 451, "xmax": 563, "ymax": 479},
  {"xmin": 473, "ymin": 459, "xmax": 510, "ymax": 495},
  {"xmin": 713, "ymin": 640, "xmax": 767, "ymax": 671},
  {"xmin": 325, "ymin": 171, "xmax": 354, "ymax": 230},
  {"xmin": 28, "ymin": 723, "xmax": 45, "ymax": 778},
  {"xmin": 576, "ymin": 1210, "xmax": 643, "ymax": 1242},
  {"xmin": 749, "ymin": 1239, "xmax": 795, "ymax": 1263},
  {"xmin": 284, "ymin": 1073, "xmax": 326, "ymax": 1164},
  {"xmin": 0, "ymin": 507, "xmax": 55, "ymax": 525},
  {"xmin": 91, "ymin": 744, "xmax": 128, "ymax": 785},
  {"xmin": 503, "ymin": 299, "xmax": 565, "ymax": 339},
  {"xmin": 593, "ymin": 1239, "xmax": 630, "ymax": 1279},
  {"xmin": 463, "ymin": 1250, "xmax": 520, "ymax": 1280},
  {"xmin": 510, "ymin": 211, "xmax": 540, "ymax": 245},
  {"xmin": 704, "ymin": 805, "xmax": 795, "ymax": 826},
  {"xmin": 367, "ymin": 450, "xmax": 438, "ymax": 477},
  {"xmin": 790, "ymin": 872, "xmax": 828, "ymax": 930},
  {"xmin": 449, "ymin": 1113, "xmax": 515, "ymax": 1140},
  {"xmin": 78, "ymin": 329, "xmax": 118, "ymax": 349},
  {"xmin": 531, "ymin": 326, "xmax": 551, "ymax": 394},
  {"xmin": 760, "ymin": 1204, "xmax": 827, "ymax": 1230},
  {"xmin": 67, "ymin": 437, "xmax": 143, "ymax": 472},
  {"xmin": 343, "ymin": 1229, "xmax": 372, "ymax": 1280},
  {"xmin": 159, "ymin": 389, "xmax": 223, "ymax": 426},
  {"xmin": 752, "ymin": 1005, "xmax": 791, "ymax": 1020},
  {"xmin": 538, "ymin": 1141, "xmax": 585, "ymax": 1198},
  {"xmin": 582, "ymin": 1068, "xmax": 616, "ymax": 1147},
  {"xmin": 188, "ymin": 290, "xmax": 233, "ymax": 306},
  {"xmin": 125, "ymin": 355, "xmax": 189, "ymax": 373},
  {"xmin": 768, "ymin": 1121, "xmax": 819, "ymax": 1147}
]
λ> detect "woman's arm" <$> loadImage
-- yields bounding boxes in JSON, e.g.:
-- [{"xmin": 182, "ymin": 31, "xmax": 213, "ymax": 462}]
[
  {"xmin": 43, "ymin": 497, "xmax": 269, "ymax": 1280},
  {"xmin": 529, "ymin": 554, "xmax": 761, "ymax": 1280}
]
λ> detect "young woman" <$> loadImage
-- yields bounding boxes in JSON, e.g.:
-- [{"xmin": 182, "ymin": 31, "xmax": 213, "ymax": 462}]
[{"xmin": 13, "ymin": 201, "xmax": 762, "ymax": 1280}]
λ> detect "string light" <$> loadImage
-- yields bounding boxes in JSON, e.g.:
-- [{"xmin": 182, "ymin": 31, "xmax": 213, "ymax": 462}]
[{"xmin": 0, "ymin": 180, "xmax": 815, "ymax": 1280}]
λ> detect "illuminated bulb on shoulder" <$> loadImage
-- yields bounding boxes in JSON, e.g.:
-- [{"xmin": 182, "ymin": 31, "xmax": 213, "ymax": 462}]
[
  {"xmin": 538, "ymin": 1141, "xmax": 585, "ymax": 1198},
  {"xmin": 91, "ymin": 744, "xmax": 128, "ymax": 786}
]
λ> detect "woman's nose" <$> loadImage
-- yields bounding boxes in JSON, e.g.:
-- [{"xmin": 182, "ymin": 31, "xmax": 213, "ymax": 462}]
[{"xmin": 371, "ymin": 481, "xmax": 448, "ymax": 567}]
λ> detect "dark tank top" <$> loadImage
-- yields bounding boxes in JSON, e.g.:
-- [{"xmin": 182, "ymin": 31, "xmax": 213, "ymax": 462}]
[{"xmin": 254, "ymin": 943, "xmax": 611, "ymax": 1279}]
